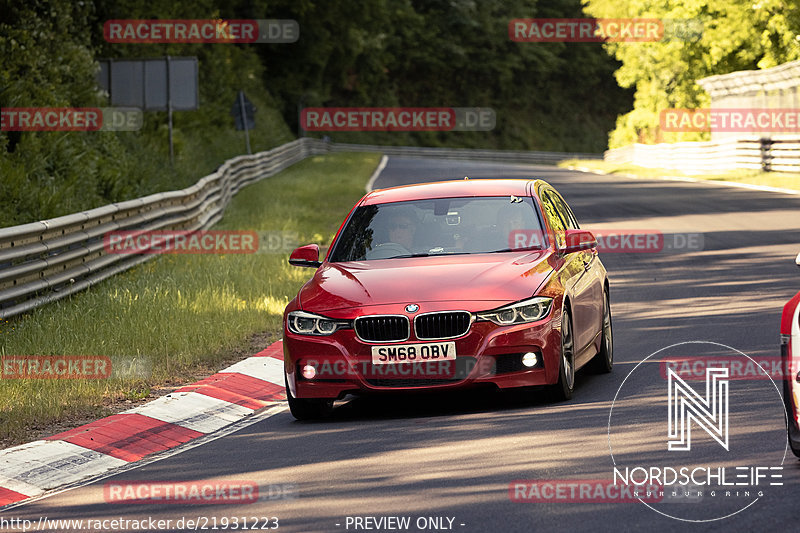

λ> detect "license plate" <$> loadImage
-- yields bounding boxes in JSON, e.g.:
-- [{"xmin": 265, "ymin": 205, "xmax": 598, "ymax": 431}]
[{"xmin": 371, "ymin": 341, "xmax": 457, "ymax": 365}]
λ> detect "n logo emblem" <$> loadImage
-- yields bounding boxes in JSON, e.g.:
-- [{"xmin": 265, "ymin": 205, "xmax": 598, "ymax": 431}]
[{"xmin": 667, "ymin": 367, "xmax": 729, "ymax": 451}]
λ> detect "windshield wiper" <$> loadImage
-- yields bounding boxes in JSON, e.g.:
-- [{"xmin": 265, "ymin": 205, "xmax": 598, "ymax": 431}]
[
  {"xmin": 392, "ymin": 251, "xmax": 471, "ymax": 258},
  {"xmin": 484, "ymin": 247, "xmax": 543, "ymax": 253}
]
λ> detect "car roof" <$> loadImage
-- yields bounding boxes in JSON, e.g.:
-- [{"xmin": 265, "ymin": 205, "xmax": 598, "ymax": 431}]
[{"xmin": 361, "ymin": 178, "xmax": 549, "ymax": 205}]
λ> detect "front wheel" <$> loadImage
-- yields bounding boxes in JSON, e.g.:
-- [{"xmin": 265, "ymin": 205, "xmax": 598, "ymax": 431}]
[
  {"xmin": 783, "ymin": 379, "xmax": 800, "ymax": 458},
  {"xmin": 788, "ymin": 420, "xmax": 800, "ymax": 459},
  {"xmin": 285, "ymin": 374, "xmax": 334, "ymax": 421},
  {"xmin": 588, "ymin": 289, "xmax": 613, "ymax": 374},
  {"xmin": 548, "ymin": 309, "xmax": 575, "ymax": 401}
]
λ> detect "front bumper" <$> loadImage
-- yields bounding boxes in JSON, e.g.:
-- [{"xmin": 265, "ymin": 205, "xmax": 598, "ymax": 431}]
[{"xmin": 284, "ymin": 314, "xmax": 561, "ymax": 399}]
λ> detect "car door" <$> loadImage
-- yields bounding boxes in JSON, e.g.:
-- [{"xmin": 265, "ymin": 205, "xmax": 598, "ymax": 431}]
[{"xmin": 541, "ymin": 188, "xmax": 602, "ymax": 360}]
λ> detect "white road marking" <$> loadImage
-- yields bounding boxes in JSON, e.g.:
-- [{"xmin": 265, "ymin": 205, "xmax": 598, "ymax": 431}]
[
  {"xmin": 124, "ymin": 391, "xmax": 254, "ymax": 434},
  {"xmin": 366, "ymin": 155, "xmax": 389, "ymax": 192},
  {"xmin": 221, "ymin": 355, "xmax": 284, "ymax": 385},
  {"xmin": 569, "ymin": 166, "xmax": 800, "ymax": 196},
  {"xmin": 0, "ymin": 440, "xmax": 127, "ymax": 497},
  {"xmin": 2, "ymin": 403, "xmax": 289, "ymax": 511}
]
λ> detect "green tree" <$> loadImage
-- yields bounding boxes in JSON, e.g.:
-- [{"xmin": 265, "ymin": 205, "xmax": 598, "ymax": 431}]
[
  {"xmin": 0, "ymin": 0, "xmax": 292, "ymax": 227},
  {"xmin": 243, "ymin": 0, "xmax": 630, "ymax": 150},
  {"xmin": 582, "ymin": 0, "xmax": 800, "ymax": 147}
]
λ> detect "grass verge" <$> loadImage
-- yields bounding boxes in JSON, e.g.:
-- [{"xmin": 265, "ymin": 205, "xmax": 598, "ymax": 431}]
[
  {"xmin": 559, "ymin": 159, "xmax": 800, "ymax": 193},
  {"xmin": 0, "ymin": 152, "xmax": 380, "ymax": 447}
]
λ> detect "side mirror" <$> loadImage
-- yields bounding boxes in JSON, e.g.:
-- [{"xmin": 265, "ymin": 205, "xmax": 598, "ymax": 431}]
[
  {"xmin": 561, "ymin": 229, "xmax": 597, "ymax": 254},
  {"xmin": 289, "ymin": 244, "xmax": 322, "ymax": 268}
]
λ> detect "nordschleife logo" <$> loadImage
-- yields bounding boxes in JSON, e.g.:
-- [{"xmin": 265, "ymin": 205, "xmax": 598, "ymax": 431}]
[
  {"xmin": 607, "ymin": 341, "xmax": 787, "ymax": 522},
  {"xmin": 667, "ymin": 367, "xmax": 729, "ymax": 451}
]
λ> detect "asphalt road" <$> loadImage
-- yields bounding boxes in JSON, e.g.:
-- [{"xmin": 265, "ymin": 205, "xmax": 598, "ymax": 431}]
[{"xmin": 4, "ymin": 158, "xmax": 800, "ymax": 532}]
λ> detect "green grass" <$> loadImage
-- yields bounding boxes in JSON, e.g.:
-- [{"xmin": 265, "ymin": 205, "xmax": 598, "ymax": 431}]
[
  {"xmin": 0, "ymin": 152, "xmax": 380, "ymax": 445},
  {"xmin": 559, "ymin": 159, "xmax": 800, "ymax": 192}
]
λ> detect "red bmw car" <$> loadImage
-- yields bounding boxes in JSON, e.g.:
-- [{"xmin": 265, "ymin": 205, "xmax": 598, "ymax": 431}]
[
  {"xmin": 781, "ymin": 252, "xmax": 800, "ymax": 457},
  {"xmin": 282, "ymin": 179, "xmax": 613, "ymax": 420}
]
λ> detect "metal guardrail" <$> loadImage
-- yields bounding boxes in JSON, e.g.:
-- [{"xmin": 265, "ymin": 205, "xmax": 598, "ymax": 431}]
[
  {"xmin": 327, "ymin": 142, "xmax": 603, "ymax": 164},
  {"xmin": 0, "ymin": 138, "xmax": 325, "ymax": 319},
  {"xmin": 604, "ymin": 136, "xmax": 800, "ymax": 173},
  {"xmin": 0, "ymin": 139, "xmax": 599, "ymax": 319}
]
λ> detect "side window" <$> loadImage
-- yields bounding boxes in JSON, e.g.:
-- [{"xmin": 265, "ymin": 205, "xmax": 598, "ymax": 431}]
[
  {"xmin": 549, "ymin": 192, "xmax": 580, "ymax": 230},
  {"xmin": 541, "ymin": 191, "xmax": 567, "ymax": 231},
  {"xmin": 540, "ymin": 191, "xmax": 566, "ymax": 248}
]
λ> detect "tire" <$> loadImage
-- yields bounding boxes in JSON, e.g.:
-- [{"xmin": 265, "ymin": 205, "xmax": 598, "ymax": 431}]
[
  {"xmin": 789, "ymin": 422, "xmax": 800, "ymax": 459},
  {"xmin": 285, "ymin": 374, "xmax": 334, "ymax": 421},
  {"xmin": 588, "ymin": 289, "xmax": 613, "ymax": 374},
  {"xmin": 549, "ymin": 309, "xmax": 575, "ymax": 401},
  {"xmin": 783, "ymin": 378, "xmax": 800, "ymax": 458}
]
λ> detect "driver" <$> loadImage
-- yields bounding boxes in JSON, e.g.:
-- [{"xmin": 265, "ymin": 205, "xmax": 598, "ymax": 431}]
[{"xmin": 386, "ymin": 212, "xmax": 417, "ymax": 251}]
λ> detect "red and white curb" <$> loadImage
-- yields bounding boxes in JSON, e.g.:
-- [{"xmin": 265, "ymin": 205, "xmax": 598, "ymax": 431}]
[{"xmin": 0, "ymin": 342, "xmax": 286, "ymax": 508}]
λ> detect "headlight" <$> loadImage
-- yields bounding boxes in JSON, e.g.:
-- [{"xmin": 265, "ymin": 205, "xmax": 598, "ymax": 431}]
[
  {"xmin": 287, "ymin": 311, "xmax": 350, "ymax": 336},
  {"xmin": 475, "ymin": 297, "xmax": 553, "ymax": 325}
]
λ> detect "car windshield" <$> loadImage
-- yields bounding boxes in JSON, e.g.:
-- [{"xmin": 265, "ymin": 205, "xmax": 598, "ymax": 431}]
[{"xmin": 329, "ymin": 195, "xmax": 546, "ymax": 261}]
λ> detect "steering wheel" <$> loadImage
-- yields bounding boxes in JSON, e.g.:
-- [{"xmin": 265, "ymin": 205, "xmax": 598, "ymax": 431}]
[{"xmin": 366, "ymin": 242, "xmax": 412, "ymax": 259}]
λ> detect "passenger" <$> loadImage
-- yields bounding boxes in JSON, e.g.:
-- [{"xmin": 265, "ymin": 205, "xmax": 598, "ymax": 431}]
[{"xmin": 497, "ymin": 207, "xmax": 532, "ymax": 250}]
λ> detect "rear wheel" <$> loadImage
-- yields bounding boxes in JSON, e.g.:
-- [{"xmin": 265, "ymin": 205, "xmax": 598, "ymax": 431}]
[
  {"xmin": 285, "ymin": 374, "xmax": 334, "ymax": 421},
  {"xmin": 549, "ymin": 309, "xmax": 575, "ymax": 401},
  {"xmin": 589, "ymin": 289, "xmax": 613, "ymax": 374}
]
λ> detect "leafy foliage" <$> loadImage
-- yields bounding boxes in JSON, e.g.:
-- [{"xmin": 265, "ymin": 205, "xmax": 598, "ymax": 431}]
[
  {"xmin": 1, "ymin": 0, "xmax": 632, "ymax": 227},
  {"xmin": 0, "ymin": 0, "xmax": 293, "ymax": 227},
  {"xmin": 237, "ymin": 0, "xmax": 631, "ymax": 150},
  {"xmin": 582, "ymin": 0, "xmax": 800, "ymax": 147}
]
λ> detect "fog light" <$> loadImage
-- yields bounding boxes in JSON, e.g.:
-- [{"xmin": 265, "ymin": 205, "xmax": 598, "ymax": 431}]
[
  {"xmin": 301, "ymin": 364, "xmax": 317, "ymax": 380},
  {"xmin": 521, "ymin": 352, "xmax": 538, "ymax": 368}
]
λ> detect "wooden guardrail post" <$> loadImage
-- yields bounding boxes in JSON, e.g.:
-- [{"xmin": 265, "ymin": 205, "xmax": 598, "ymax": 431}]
[{"xmin": 760, "ymin": 137, "xmax": 773, "ymax": 172}]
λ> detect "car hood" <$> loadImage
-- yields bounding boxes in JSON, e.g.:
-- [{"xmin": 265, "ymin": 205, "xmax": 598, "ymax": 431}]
[{"xmin": 298, "ymin": 251, "xmax": 555, "ymax": 312}]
